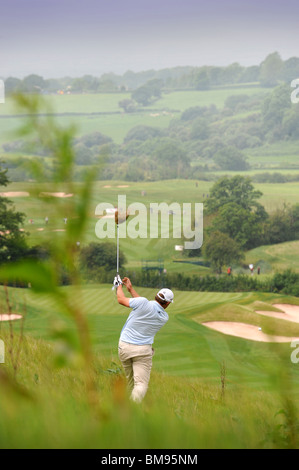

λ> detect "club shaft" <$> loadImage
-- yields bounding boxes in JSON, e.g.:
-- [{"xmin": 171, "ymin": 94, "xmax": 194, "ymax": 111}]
[{"xmin": 117, "ymin": 223, "xmax": 119, "ymax": 274}]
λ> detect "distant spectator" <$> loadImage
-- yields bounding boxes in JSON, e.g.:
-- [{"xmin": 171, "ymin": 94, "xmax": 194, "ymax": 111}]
[{"xmin": 257, "ymin": 266, "xmax": 261, "ymax": 275}]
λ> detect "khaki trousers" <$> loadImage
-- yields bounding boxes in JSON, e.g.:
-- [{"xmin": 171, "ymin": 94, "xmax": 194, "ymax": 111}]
[{"xmin": 118, "ymin": 340, "xmax": 154, "ymax": 403}]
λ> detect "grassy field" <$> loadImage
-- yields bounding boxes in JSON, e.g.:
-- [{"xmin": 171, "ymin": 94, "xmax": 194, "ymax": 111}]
[
  {"xmin": 0, "ymin": 87, "xmax": 269, "ymax": 146},
  {"xmin": 1, "ymin": 284, "xmax": 299, "ymax": 448},
  {"xmin": 245, "ymin": 240, "xmax": 299, "ymax": 274}
]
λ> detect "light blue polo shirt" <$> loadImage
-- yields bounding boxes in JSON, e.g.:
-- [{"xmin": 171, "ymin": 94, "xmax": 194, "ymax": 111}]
[{"xmin": 120, "ymin": 297, "xmax": 169, "ymax": 345}]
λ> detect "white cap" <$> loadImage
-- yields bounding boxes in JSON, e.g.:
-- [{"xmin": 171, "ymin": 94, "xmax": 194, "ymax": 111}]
[{"xmin": 157, "ymin": 288, "xmax": 174, "ymax": 303}]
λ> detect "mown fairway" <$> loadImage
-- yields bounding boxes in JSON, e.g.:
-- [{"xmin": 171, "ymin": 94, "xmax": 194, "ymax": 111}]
[{"xmin": 3, "ymin": 284, "xmax": 299, "ymax": 385}]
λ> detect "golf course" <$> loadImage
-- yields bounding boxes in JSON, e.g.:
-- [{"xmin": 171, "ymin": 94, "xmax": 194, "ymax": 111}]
[{"xmin": 1, "ymin": 51, "xmax": 299, "ymax": 449}]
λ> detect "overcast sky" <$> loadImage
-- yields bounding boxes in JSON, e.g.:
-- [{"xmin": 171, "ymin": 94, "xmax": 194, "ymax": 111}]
[{"xmin": 0, "ymin": 0, "xmax": 298, "ymax": 78}]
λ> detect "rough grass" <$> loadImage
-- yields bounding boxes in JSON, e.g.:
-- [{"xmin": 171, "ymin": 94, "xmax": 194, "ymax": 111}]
[
  {"xmin": 0, "ymin": 330, "xmax": 297, "ymax": 449},
  {"xmin": 245, "ymin": 240, "xmax": 299, "ymax": 274}
]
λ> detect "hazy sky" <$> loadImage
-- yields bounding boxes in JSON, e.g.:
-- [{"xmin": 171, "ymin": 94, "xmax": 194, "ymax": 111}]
[{"xmin": 0, "ymin": 0, "xmax": 298, "ymax": 78}]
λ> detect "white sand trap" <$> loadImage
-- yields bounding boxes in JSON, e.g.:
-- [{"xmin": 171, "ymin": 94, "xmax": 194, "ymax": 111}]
[
  {"xmin": 0, "ymin": 192, "xmax": 29, "ymax": 197},
  {"xmin": 256, "ymin": 304, "xmax": 299, "ymax": 324},
  {"xmin": 203, "ymin": 321, "xmax": 299, "ymax": 343},
  {"xmin": 103, "ymin": 185, "xmax": 111, "ymax": 188},
  {"xmin": 52, "ymin": 229, "xmax": 66, "ymax": 232},
  {"xmin": 117, "ymin": 185, "xmax": 129, "ymax": 188},
  {"xmin": 0, "ymin": 314, "xmax": 22, "ymax": 322},
  {"xmin": 37, "ymin": 228, "xmax": 44, "ymax": 231},
  {"xmin": 39, "ymin": 192, "xmax": 73, "ymax": 198}
]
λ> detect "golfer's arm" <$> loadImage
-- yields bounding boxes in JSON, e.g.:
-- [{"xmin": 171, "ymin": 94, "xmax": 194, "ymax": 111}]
[
  {"xmin": 127, "ymin": 286, "xmax": 140, "ymax": 298},
  {"xmin": 117, "ymin": 285, "xmax": 130, "ymax": 307}
]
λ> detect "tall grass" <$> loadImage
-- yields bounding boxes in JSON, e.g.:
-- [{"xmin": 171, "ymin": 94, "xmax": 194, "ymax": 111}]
[{"xmin": 1, "ymin": 331, "xmax": 299, "ymax": 449}]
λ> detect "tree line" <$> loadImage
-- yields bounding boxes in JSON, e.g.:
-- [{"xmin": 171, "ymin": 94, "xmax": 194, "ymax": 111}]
[
  {"xmin": 199, "ymin": 175, "xmax": 299, "ymax": 273},
  {"xmin": 3, "ymin": 52, "xmax": 299, "ymax": 96}
]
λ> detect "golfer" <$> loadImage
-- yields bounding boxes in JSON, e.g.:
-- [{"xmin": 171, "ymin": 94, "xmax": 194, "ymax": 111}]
[{"xmin": 114, "ymin": 275, "xmax": 174, "ymax": 403}]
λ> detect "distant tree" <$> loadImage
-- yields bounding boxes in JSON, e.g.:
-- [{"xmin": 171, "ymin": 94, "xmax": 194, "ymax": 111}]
[
  {"xmin": 281, "ymin": 57, "xmax": 299, "ymax": 83},
  {"xmin": 22, "ymin": 74, "xmax": 46, "ymax": 93},
  {"xmin": 282, "ymin": 106, "xmax": 299, "ymax": 139},
  {"xmin": 214, "ymin": 146, "xmax": 249, "ymax": 171},
  {"xmin": 154, "ymin": 138, "xmax": 190, "ymax": 178},
  {"xmin": 221, "ymin": 63, "xmax": 243, "ymax": 84},
  {"xmin": 210, "ymin": 202, "xmax": 266, "ymax": 249},
  {"xmin": 206, "ymin": 175, "xmax": 265, "ymax": 214},
  {"xmin": 202, "ymin": 231, "xmax": 244, "ymax": 273},
  {"xmin": 181, "ymin": 105, "xmax": 217, "ymax": 121},
  {"xmin": 97, "ymin": 79, "xmax": 117, "ymax": 92},
  {"xmin": 205, "ymin": 176, "xmax": 268, "ymax": 249},
  {"xmin": 190, "ymin": 117, "xmax": 210, "ymax": 140},
  {"xmin": 74, "ymin": 143, "xmax": 93, "ymax": 165},
  {"xmin": 131, "ymin": 86, "xmax": 153, "ymax": 106},
  {"xmin": 145, "ymin": 79, "xmax": 163, "ymax": 98},
  {"xmin": 238, "ymin": 65, "xmax": 260, "ymax": 83},
  {"xmin": 0, "ymin": 163, "xmax": 28, "ymax": 264},
  {"xmin": 265, "ymin": 203, "xmax": 299, "ymax": 244},
  {"xmin": 5, "ymin": 77, "xmax": 22, "ymax": 94},
  {"xmin": 71, "ymin": 78, "xmax": 85, "ymax": 93},
  {"xmin": 79, "ymin": 132, "xmax": 112, "ymax": 148},
  {"xmin": 259, "ymin": 52, "xmax": 283, "ymax": 87},
  {"xmin": 79, "ymin": 242, "xmax": 126, "ymax": 279},
  {"xmin": 225, "ymin": 94, "xmax": 250, "ymax": 111},
  {"xmin": 195, "ymin": 69, "xmax": 210, "ymax": 90},
  {"xmin": 124, "ymin": 125, "xmax": 164, "ymax": 142},
  {"xmin": 207, "ymin": 67, "xmax": 223, "ymax": 86},
  {"xmin": 118, "ymin": 99, "xmax": 137, "ymax": 113},
  {"xmin": 262, "ymin": 84, "xmax": 291, "ymax": 136},
  {"xmin": 131, "ymin": 79, "xmax": 163, "ymax": 106}
]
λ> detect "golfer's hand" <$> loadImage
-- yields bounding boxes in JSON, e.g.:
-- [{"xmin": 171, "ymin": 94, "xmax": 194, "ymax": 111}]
[
  {"xmin": 122, "ymin": 277, "xmax": 132, "ymax": 290},
  {"xmin": 113, "ymin": 275, "xmax": 123, "ymax": 287}
]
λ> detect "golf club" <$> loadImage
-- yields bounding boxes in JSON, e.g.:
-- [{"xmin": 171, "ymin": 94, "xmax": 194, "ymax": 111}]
[{"xmin": 112, "ymin": 207, "xmax": 129, "ymax": 290}]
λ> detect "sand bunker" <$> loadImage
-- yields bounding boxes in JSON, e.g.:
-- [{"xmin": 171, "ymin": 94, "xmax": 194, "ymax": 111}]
[
  {"xmin": 39, "ymin": 192, "xmax": 73, "ymax": 198},
  {"xmin": 256, "ymin": 304, "xmax": 299, "ymax": 324},
  {"xmin": 0, "ymin": 314, "xmax": 22, "ymax": 322},
  {"xmin": 0, "ymin": 192, "xmax": 29, "ymax": 197},
  {"xmin": 203, "ymin": 321, "xmax": 299, "ymax": 343}
]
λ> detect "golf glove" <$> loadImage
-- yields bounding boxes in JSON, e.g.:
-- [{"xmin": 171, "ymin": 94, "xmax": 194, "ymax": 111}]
[{"xmin": 113, "ymin": 275, "xmax": 123, "ymax": 287}]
